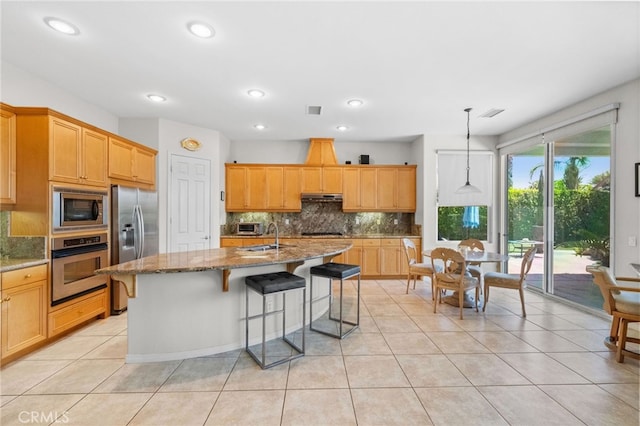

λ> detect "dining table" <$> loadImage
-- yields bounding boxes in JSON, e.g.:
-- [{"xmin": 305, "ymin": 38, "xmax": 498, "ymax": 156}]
[{"xmin": 423, "ymin": 248, "xmax": 510, "ymax": 308}]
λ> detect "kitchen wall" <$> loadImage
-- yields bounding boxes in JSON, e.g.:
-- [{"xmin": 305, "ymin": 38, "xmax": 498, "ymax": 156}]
[
  {"xmin": 224, "ymin": 202, "xmax": 416, "ymax": 236},
  {"xmin": 0, "ymin": 211, "xmax": 46, "ymax": 259}
]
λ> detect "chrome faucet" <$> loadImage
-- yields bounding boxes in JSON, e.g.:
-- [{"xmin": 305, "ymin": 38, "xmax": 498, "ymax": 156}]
[{"xmin": 266, "ymin": 222, "xmax": 279, "ymax": 248}]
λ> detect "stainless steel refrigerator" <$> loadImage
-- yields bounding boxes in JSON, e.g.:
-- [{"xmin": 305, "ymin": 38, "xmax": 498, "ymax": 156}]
[{"xmin": 111, "ymin": 185, "xmax": 159, "ymax": 314}]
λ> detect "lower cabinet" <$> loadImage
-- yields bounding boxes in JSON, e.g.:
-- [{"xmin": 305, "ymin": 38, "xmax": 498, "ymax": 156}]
[
  {"xmin": 48, "ymin": 289, "xmax": 107, "ymax": 337},
  {"xmin": 1, "ymin": 265, "xmax": 47, "ymax": 361}
]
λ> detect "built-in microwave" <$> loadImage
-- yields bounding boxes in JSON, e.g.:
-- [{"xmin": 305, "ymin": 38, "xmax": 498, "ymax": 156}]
[
  {"xmin": 236, "ymin": 222, "xmax": 263, "ymax": 235},
  {"xmin": 52, "ymin": 187, "xmax": 108, "ymax": 232}
]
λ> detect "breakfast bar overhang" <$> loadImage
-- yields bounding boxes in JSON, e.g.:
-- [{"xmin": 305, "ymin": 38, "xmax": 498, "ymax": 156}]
[{"xmin": 96, "ymin": 241, "xmax": 352, "ymax": 363}]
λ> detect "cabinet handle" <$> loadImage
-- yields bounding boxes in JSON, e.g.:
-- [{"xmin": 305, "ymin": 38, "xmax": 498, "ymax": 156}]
[
  {"xmin": 2, "ymin": 296, "xmax": 11, "ymax": 302},
  {"xmin": 25, "ymin": 274, "xmax": 32, "ymax": 278}
]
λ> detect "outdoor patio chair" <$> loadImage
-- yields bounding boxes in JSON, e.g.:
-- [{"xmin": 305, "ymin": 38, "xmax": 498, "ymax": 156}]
[
  {"xmin": 431, "ymin": 247, "xmax": 480, "ymax": 319},
  {"xmin": 587, "ymin": 265, "xmax": 640, "ymax": 363},
  {"xmin": 482, "ymin": 246, "xmax": 536, "ymax": 317}
]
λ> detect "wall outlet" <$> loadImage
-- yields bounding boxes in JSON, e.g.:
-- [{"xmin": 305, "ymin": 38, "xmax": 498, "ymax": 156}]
[
  {"xmin": 393, "ymin": 219, "xmax": 398, "ymax": 225},
  {"xmin": 355, "ymin": 218, "xmax": 360, "ymax": 225},
  {"xmin": 285, "ymin": 218, "xmax": 290, "ymax": 225},
  {"xmin": 629, "ymin": 236, "xmax": 637, "ymax": 247}
]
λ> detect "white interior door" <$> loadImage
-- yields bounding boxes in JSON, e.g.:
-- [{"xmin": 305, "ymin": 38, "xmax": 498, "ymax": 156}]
[{"xmin": 169, "ymin": 154, "xmax": 211, "ymax": 252}]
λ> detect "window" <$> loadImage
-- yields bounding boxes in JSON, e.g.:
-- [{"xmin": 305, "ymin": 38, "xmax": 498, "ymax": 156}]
[{"xmin": 437, "ymin": 205, "xmax": 488, "ymax": 241}]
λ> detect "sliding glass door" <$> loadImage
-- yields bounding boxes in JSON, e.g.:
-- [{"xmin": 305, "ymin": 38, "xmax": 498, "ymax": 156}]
[{"xmin": 503, "ymin": 126, "xmax": 611, "ymax": 309}]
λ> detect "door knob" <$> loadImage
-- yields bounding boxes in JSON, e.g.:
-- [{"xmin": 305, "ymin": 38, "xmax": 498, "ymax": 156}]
[{"xmin": 202, "ymin": 236, "xmax": 209, "ymax": 240}]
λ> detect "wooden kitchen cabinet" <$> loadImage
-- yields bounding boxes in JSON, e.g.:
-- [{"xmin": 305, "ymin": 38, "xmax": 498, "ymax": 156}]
[
  {"xmin": 266, "ymin": 166, "xmax": 300, "ymax": 211},
  {"xmin": 301, "ymin": 166, "xmax": 342, "ymax": 193},
  {"xmin": 0, "ymin": 104, "xmax": 16, "ymax": 204},
  {"xmin": 226, "ymin": 164, "xmax": 301, "ymax": 212},
  {"xmin": 343, "ymin": 167, "xmax": 376, "ymax": 211},
  {"xmin": 49, "ymin": 117, "xmax": 108, "ymax": 187},
  {"xmin": 108, "ymin": 136, "xmax": 156, "ymax": 188},
  {"xmin": 48, "ymin": 289, "xmax": 107, "ymax": 337},
  {"xmin": 1, "ymin": 264, "xmax": 47, "ymax": 362},
  {"xmin": 380, "ymin": 238, "xmax": 403, "ymax": 275}
]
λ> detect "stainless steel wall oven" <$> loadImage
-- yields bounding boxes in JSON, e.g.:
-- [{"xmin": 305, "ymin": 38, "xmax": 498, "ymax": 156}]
[{"xmin": 51, "ymin": 233, "xmax": 108, "ymax": 306}]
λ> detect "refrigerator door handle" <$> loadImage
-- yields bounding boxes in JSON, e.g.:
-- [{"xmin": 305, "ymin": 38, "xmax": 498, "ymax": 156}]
[
  {"xmin": 138, "ymin": 204, "xmax": 146, "ymax": 258},
  {"xmin": 133, "ymin": 204, "xmax": 143, "ymax": 259}
]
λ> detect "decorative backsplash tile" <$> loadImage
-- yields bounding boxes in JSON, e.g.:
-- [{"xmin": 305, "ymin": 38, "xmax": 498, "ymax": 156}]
[
  {"xmin": 0, "ymin": 211, "xmax": 46, "ymax": 259},
  {"xmin": 223, "ymin": 203, "xmax": 416, "ymax": 236}
]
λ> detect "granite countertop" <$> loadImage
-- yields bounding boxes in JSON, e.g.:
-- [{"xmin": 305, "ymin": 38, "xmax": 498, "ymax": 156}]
[
  {"xmin": 0, "ymin": 258, "xmax": 49, "ymax": 273},
  {"xmin": 96, "ymin": 240, "xmax": 352, "ymax": 275}
]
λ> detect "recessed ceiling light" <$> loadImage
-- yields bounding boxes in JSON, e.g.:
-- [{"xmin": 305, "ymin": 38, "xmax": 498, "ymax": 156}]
[
  {"xmin": 347, "ymin": 99, "xmax": 363, "ymax": 107},
  {"xmin": 247, "ymin": 89, "xmax": 265, "ymax": 98},
  {"xmin": 43, "ymin": 17, "xmax": 80, "ymax": 35},
  {"xmin": 254, "ymin": 124, "xmax": 267, "ymax": 130},
  {"xmin": 336, "ymin": 125, "xmax": 349, "ymax": 131},
  {"xmin": 146, "ymin": 94, "xmax": 167, "ymax": 103},
  {"xmin": 187, "ymin": 21, "xmax": 215, "ymax": 38}
]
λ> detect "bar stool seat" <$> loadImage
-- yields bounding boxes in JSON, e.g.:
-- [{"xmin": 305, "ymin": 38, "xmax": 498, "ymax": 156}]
[
  {"xmin": 245, "ymin": 271, "xmax": 306, "ymax": 369},
  {"xmin": 309, "ymin": 262, "xmax": 360, "ymax": 339}
]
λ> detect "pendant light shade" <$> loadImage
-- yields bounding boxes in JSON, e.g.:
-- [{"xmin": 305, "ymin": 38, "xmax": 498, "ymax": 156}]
[{"xmin": 456, "ymin": 108, "xmax": 481, "ymax": 194}]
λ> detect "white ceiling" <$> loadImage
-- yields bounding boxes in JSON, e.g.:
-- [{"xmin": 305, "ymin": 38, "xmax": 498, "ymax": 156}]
[{"xmin": 2, "ymin": 1, "xmax": 639, "ymax": 143}]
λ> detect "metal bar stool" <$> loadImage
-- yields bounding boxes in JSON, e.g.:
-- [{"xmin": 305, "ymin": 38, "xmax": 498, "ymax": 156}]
[
  {"xmin": 245, "ymin": 271, "xmax": 306, "ymax": 369},
  {"xmin": 309, "ymin": 262, "xmax": 361, "ymax": 339}
]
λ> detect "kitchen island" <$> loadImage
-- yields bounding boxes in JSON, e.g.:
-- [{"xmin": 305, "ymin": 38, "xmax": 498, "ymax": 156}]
[{"xmin": 96, "ymin": 241, "xmax": 351, "ymax": 363}]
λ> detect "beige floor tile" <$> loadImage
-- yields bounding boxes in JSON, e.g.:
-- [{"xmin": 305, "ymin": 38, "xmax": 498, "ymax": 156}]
[
  {"xmin": 478, "ymin": 385, "xmax": 583, "ymax": 425},
  {"xmin": 223, "ymin": 355, "xmax": 289, "ymax": 390},
  {"xmin": 361, "ymin": 294, "xmax": 395, "ymax": 304},
  {"xmin": 397, "ymin": 301, "xmax": 435, "ymax": 316},
  {"xmin": 556, "ymin": 312, "xmax": 612, "ymax": 330},
  {"xmin": 303, "ymin": 332, "xmax": 343, "ymax": 355},
  {"xmin": 24, "ymin": 335, "xmax": 112, "ymax": 360},
  {"xmin": 552, "ymin": 329, "xmax": 613, "ymax": 351},
  {"xmin": 129, "ymin": 391, "xmax": 217, "ymax": 426},
  {"xmin": 524, "ymin": 314, "xmax": 586, "ymax": 330},
  {"xmin": 351, "ymin": 388, "xmax": 432, "ymax": 425},
  {"xmin": 448, "ymin": 353, "xmax": 530, "ymax": 385},
  {"xmin": 82, "ymin": 336, "xmax": 128, "ymax": 359},
  {"xmin": 599, "ymin": 383, "xmax": 640, "ymax": 409},
  {"xmin": 396, "ymin": 354, "xmax": 471, "ymax": 387},
  {"xmin": 498, "ymin": 353, "xmax": 589, "ymax": 384},
  {"xmin": 511, "ymin": 330, "xmax": 588, "ymax": 352},
  {"xmin": 287, "ymin": 355, "xmax": 348, "ymax": 389},
  {"xmin": 358, "ymin": 282, "xmax": 388, "ymax": 295},
  {"xmin": 548, "ymin": 352, "xmax": 640, "ymax": 383},
  {"xmin": 93, "ymin": 360, "xmax": 180, "ymax": 393},
  {"xmin": 0, "ymin": 359, "xmax": 71, "ymax": 395},
  {"xmin": 0, "ymin": 394, "xmax": 84, "ymax": 426},
  {"xmin": 340, "ymin": 332, "xmax": 391, "ymax": 355},
  {"xmin": 343, "ymin": 355, "xmax": 410, "ymax": 388},
  {"xmin": 425, "ymin": 331, "xmax": 490, "ymax": 353},
  {"xmin": 281, "ymin": 389, "xmax": 356, "ymax": 426},
  {"xmin": 205, "ymin": 390, "xmax": 284, "ymax": 425},
  {"xmin": 75, "ymin": 314, "xmax": 128, "ymax": 336},
  {"xmin": 412, "ymin": 315, "xmax": 463, "ymax": 332},
  {"xmin": 593, "ymin": 350, "xmax": 640, "ymax": 374},
  {"xmin": 26, "ymin": 359, "xmax": 124, "ymax": 395},
  {"xmin": 64, "ymin": 392, "xmax": 152, "ymax": 425},
  {"xmin": 415, "ymin": 386, "xmax": 507, "ymax": 425},
  {"xmin": 485, "ymin": 315, "xmax": 545, "ymax": 331},
  {"xmin": 364, "ymin": 302, "xmax": 407, "ymax": 317},
  {"xmin": 373, "ymin": 315, "xmax": 420, "ymax": 333},
  {"xmin": 160, "ymin": 357, "xmax": 237, "ymax": 392},
  {"xmin": 382, "ymin": 332, "xmax": 441, "ymax": 354},
  {"xmin": 449, "ymin": 317, "xmax": 505, "ymax": 331},
  {"xmin": 1, "ymin": 395, "xmax": 17, "ymax": 407},
  {"xmin": 540, "ymin": 384, "xmax": 640, "ymax": 426},
  {"xmin": 351, "ymin": 315, "xmax": 379, "ymax": 333},
  {"xmin": 467, "ymin": 331, "xmax": 539, "ymax": 353}
]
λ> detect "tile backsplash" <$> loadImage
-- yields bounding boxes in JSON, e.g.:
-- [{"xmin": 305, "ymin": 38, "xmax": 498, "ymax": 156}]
[
  {"xmin": 0, "ymin": 211, "xmax": 46, "ymax": 259},
  {"xmin": 223, "ymin": 202, "xmax": 418, "ymax": 236}
]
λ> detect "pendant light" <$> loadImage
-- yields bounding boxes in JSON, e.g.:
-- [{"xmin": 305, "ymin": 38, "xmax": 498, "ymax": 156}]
[{"xmin": 456, "ymin": 107, "xmax": 481, "ymax": 194}]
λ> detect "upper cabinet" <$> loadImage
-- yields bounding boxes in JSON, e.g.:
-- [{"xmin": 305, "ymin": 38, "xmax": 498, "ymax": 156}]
[
  {"xmin": 0, "ymin": 104, "xmax": 17, "ymax": 204},
  {"xmin": 225, "ymin": 163, "xmax": 416, "ymax": 213},
  {"xmin": 50, "ymin": 117, "xmax": 108, "ymax": 187},
  {"xmin": 343, "ymin": 166, "xmax": 414, "ymax": 212},
  {"xmin": 108, "ymin": 136, "xmax": 156, "ymax": 188}
]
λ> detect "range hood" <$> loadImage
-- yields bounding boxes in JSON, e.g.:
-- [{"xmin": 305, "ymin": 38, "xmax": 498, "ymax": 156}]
[{"xmin": 301, "ymin": 193, "xmax": 343, "ymax": 202}]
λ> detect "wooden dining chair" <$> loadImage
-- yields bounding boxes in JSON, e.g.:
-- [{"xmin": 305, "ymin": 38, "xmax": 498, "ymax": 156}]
[
  {"xmin": 587, "ymin": 265, "xmax": 640, "ymax": 363},
  {"xmin": 430, "ymin": 247, "xmax": 480, "ymax": 319},
  {"xmin": 459, "ymin": 238, "xmax": 484, "ymax": 283},
  {"xmin": 402, "ymin": 238, "xmax": 438, "ymax": 299},
  {"xmin": 482, "ymin": 246, "xmax": 536, "ymax": 317}
]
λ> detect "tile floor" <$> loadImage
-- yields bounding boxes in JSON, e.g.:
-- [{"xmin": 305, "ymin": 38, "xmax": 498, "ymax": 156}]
[{"xmin": 1, "ymin": 279, "xmax": 639, "ymax": 426}]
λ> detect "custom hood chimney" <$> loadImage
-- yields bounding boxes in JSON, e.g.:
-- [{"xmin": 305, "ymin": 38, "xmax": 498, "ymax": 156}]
[{"xmin": 305, "ymin": 138, "xmax": 338, "ymax": 165}]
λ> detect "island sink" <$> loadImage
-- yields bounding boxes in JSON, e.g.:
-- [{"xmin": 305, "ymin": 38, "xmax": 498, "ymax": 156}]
[{"xmin": 240, "ymin": 243, "xmax": 295, "ymax": 251}]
